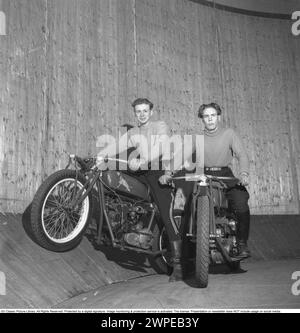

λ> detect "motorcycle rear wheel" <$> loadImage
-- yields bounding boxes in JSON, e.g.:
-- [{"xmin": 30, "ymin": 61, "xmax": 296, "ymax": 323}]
[
  {"xmin": 195, "ymin": 195, "xmax": 210, "ymax": 288},
  {"xmin": 30, "ymin": 169, "xmax": 92, "ymax": 252}
]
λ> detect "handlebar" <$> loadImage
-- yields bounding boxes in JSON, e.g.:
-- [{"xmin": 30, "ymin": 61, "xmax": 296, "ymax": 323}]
[
  {"xmin": 172, "ymin": 174, "xmax": 239, "ymax": 182},
  {"xmin": 68, "ymin": 155, "xmax": 129, "ymax": 172},
  {"xmin": 92, "ymin": 156, "xmax": 129, "ymax": 171},
  {"xmin": 102, "ymin": 157, "xmax": 129, "ymax": 165},
  {"xmin": 163, "ymin": 174, "xmax": 241, "ymax": 188},
  {"xmin": 207, "ymin": 175, "xmax": 240, "ymax": 182}
]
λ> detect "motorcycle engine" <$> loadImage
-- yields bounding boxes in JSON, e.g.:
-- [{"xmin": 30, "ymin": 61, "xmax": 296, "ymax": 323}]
[
  {"xmin": 123, "ymin": 204, "xmax": 153, "ymax": 249},
  {"xmin": 211, "ymin": 217, "xmax": 239, "ymax": 263},
  {"xmin": 124, "ymin": 228, "xmax": 153, "ymax": 249},
  {"xmin": 105, "ymin": 195, "xmax": 153, "ymax": 249}
]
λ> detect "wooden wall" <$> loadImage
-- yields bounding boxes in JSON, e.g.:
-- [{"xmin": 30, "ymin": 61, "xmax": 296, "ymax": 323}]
[
  {"xmin": 134, "ymin": 0, "xmax": 300, "ymax": 215},
  {"xmin": 0, "ymin": 0, "xmax": 299, "ymax": 214}
]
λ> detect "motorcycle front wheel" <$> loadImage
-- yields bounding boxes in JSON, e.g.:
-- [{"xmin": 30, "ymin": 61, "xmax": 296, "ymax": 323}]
[
  {"xmin": 195, "ymin": 195, "xmax": 210, "ymax": 288},
  {"xmin": 30, "ymin": 169, "xmax": 92, "ymax": 252}
]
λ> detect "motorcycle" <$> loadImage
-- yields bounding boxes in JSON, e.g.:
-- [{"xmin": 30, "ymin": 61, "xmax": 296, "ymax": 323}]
[
  {"xmin": 29, "ymin": 155, "xmax": 172, "ymax": 275},
  {"xmin": 171, "ymin": 173, "xmax": 243, "ymax": 288},
  {"xmin": 29, "ymin": 154, "xmax": 243, "ymax": 286}
]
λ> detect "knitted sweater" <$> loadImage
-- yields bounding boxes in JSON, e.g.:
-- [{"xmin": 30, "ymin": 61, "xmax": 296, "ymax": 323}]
[
  {"xmin": 204, "ymin": 127, "xmax": 249, "ymax": 175},
  {"xmin": 98, "ymin": 120, "xmax": 169, "ymax": 163}
]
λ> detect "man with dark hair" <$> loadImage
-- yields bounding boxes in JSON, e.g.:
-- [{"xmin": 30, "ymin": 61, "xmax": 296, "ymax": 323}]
[
  {"xmin": 97, "ymin": 98, "xmax": 186, "ymax": 281},
  {"xmin": 131, "ymin": 97, "xmax": 154, "ymax": 110},
  {"xmin": 198, "ymin": 102, "xmax": 251, "ymax": 258},
  {"xmin": 198, "ymin": 102, "xmax": 222, "ymax": 118},
  {"xmin": 161, "ymin": 102, "xmax": 251, "ymax": 259}
]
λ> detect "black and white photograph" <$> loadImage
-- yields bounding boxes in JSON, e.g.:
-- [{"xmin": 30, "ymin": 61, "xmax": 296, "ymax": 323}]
[{"xmin": 0, "ymin": 0, "xmax": 300, "ymax": 316}]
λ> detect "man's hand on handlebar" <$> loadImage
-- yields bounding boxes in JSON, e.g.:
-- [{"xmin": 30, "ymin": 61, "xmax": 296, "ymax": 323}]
[
  {"xmin": 158, "ymin": 171, "xmax": 173, "ymax": 185},
  {"xmin": 96, "ymin": 155, "xmax": 105, "ymax": 168},
  {"xmin": 240, "ymin": 173, "xmax": 249, "ymax": 186},
  {"xmin": 128, "ymin": 158, "xmax": 146, "ymax": 171}
]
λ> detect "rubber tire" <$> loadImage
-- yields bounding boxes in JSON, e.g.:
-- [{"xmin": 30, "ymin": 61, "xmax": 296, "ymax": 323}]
[
  {"xmin": 150, "ymin": 223, "xmax": 172, "ymax": 275},
  {"xmin": 30, "ymin": 169, "xmax": 92, "ymax": 252},
  {"xmin": 195, "ymin": 196, "xmax": 210, "ymax": 288}
]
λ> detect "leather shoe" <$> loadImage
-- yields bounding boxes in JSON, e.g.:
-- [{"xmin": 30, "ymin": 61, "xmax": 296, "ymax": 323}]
[{"xmin": 236, "ymin": 241, "xmax": 251, "ymax": 259}]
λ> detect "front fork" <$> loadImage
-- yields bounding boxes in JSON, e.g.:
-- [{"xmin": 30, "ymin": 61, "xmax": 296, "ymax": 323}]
[
  {"xmin": 65, "ymin": 155, "xmax": 106, "ymax": 244},
  {"xmin": 188, "ymin": 181, "xmax": 237, "ymax": 264},
  {"xmin": 187, "ymin": 181, "xmax": 214, "ymax": 237}
]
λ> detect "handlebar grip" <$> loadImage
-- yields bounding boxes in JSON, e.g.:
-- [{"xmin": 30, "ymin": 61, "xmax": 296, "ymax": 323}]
[{"xmin": 97, "ymin": 156, "xmax": 129, "ymax": 165}]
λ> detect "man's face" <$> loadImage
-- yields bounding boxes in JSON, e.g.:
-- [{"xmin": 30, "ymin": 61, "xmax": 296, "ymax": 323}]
[
  {"xmin": 134, "ymin": 103, "xmax": 153, "ymax": 125},
  {"xmin": 202, "ymin": 107, "xmax": 219, "ymax": 131}
]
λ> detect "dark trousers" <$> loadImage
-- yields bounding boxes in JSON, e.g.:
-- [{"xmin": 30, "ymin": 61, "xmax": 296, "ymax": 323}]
[
  {"xmin": 205, "ymin": 167, "xmax": 250, "ymax": 242},
  {"xmin": 135, "ymin": 170, "xmax": 194, "ymax": 242}
]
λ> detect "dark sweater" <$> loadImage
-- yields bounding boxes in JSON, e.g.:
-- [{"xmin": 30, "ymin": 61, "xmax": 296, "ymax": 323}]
[{"xmin": 204, "ymin": 127, "xmax": 249, "ymax": 175}]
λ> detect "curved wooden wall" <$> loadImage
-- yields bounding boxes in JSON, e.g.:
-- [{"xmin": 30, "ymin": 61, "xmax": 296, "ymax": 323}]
[{"xmin": 0, "ymin": 0, "xmax": 299, "ymax": 214}]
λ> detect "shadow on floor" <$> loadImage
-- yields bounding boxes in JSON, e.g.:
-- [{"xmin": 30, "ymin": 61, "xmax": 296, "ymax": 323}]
[
  {"xmin": 184, "ymin": 261, "xmax": 248, "ymax": 288},
  {"xmin": 84, "ymin": 226, "xmax": 153, "ymax": 274},
  {"xmin": 21, "ymin": 203, "xmax": 37, "ymax": 244},
  {"xmin": 21, "ymin": 205, "xmax": 153, "ymax": 275}
]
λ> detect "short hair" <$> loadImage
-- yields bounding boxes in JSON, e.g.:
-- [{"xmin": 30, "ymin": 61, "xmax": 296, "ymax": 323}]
[
  {"xmin": 131, "ymin": 98, "xmax": 154, "ymax": 110},
  {"xmin": 198, "ymin": 102, "xmax": 222, "ymax": 118}
]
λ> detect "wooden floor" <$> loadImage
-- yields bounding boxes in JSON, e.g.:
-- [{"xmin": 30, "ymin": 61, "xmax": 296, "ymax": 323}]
[
  {"xmin": 0, "ymin": 213, "xmax": 299, "ymax": 309},
  {"xmin": 55, "ymin": 259, "xmax": 300, "ymax": 309},
  {"xmin": 0, "ymin": 212, "xmax": 155, "ymax": 309},
  {"xmin": 248, "ymin": 215, "xmax": 300, "ymax": 261}
]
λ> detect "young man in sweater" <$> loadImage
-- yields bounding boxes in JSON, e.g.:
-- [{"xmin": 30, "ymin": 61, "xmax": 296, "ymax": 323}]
[
  {"xmin": 160, "ymin": 102, "xmax": 251, "ymax": 259},
  {"xmin": 198, "ymin": 102, "xmax": 251, "ymax": 258},
  {"xmin": 96, "ymin": 98, "xmax": 187, "ymax": 281}
]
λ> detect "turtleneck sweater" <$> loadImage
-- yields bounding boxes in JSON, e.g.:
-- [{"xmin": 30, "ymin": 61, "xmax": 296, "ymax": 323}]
[{"xmin": 204, "ymin": 126, "xmax": 249, "ymax": 175}]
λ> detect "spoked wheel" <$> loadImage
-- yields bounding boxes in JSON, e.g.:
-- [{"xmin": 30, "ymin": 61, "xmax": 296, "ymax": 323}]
[
  {"xmin": 195, "ymin": 195, "xmax": 210, "ymax": 288},
  {"xmin": 30, "ymin": 169, "xmax": 92, "ymax": 252},
  {"xmin": 150, "ymin": 223, "xmax": 172, "ymax": 275}
]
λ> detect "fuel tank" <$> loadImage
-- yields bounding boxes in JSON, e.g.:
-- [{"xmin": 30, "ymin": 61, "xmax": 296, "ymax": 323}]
[{"xmin": 101, "ymin": 171, "xmax": 150, "ymax": 201}]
